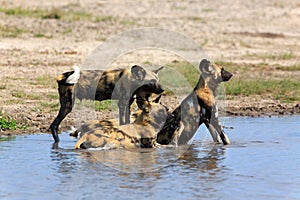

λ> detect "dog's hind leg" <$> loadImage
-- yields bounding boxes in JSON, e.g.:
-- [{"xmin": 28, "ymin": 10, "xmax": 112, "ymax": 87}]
[{"xmin": 50, "ymin": 84, "xmax": 75, "ymax": 143}]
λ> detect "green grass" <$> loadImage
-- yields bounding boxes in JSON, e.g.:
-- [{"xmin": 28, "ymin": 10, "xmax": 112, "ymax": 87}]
[
  {"xmin": 31, "ymin": 75, "xmax": 56, "ymax": 88},
  {"xmin": 159, "ymin": 61, "xmax": 199, "ymax": 95},
  {"xmin": 11, "ymin": 90, "xmax": 41, "ymax": 100},
  {"xmin": 266, "ymin": 52, "xmax": 296, "ymax": 60},
  {"xmin": 47, "ymin": 93, "xmax": 58, "ymax": 100},
  {"xmin": 0, "ymin": 113, "xmax": 27, "ymax": 131},
  {"xmin": 0, "ymin": 84, "xmax": 6, "ymax": 90},
  {"xmin": 39, "ymin": 102, "xmax": 60, "ymax": 112},
  {"xmin": 0, "ymin": 114, "xmax": 17, "ymax": 130},
  {"xmin": 275, "ymin": 64, "xmax": 300, "ymax": 71},
  {"xmin": 187, "ymin": 16, "xmax": 203, "ymax": 21},
  {"xmin": 95, "ymin": 100, "xmax": 118, "ymax": 111},
  {"xmin": 202, "ymin": 8, "xmax": 215, "ymax": 12},
  {"xmin": 94, "ymin": 15, "xmax": 114, "ymax": 22},
  {"xmin": 161, "ymin": 60, "xmax": 300, "ymax": 103},
  {"xmin": 165, "ymin": 61, "xmax": 199, "ymax": 85},
  {"xmin": 246, "ymin": 52, "xmax": 296, "ymax": 61},
  {"xmin": 34, "ymin": 33, "xmax": 52, "ymax": 38},
  {"xmin": 0, "ymin": 6, "xmax": 115, "ymax": 22},
  {"xmin": 0, "ymin": 7, "xmax": 42, "ymax": 17},
  {"xmin": 0, "ymin": 25, "xmax": 27, "ymax": 38},
  {"xmin": 225, "ymin": 79, "xmax": 300, "ymax": 102}
]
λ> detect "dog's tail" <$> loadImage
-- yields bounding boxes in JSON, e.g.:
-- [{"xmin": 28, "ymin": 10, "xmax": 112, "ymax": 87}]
[
  {"xmin": 57, "ymin": 66, "xmax": 81, "ymax": 84},
  {"xmin": 66, "ymin": 66, "xmax": 80, "ymax": 84}
]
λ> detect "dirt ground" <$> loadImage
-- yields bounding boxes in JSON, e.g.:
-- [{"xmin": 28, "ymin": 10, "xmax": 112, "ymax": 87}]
[{"xmin": 0, "ymin": 0, "xmax": 299, "ymax": 135}]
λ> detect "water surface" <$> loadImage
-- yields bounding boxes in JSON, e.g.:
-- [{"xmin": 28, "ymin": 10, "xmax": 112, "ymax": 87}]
[{"xmin": 0, "ymin": 116, "xmax": 299, "ymax": 200}]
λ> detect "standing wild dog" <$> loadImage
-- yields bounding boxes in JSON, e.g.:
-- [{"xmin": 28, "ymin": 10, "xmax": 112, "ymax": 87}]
[
  {"xmin": 156, "ymin": 59, "xmax": 232, "ymax": 145},
  {"xmin": 50, "ymin": 65, "xmax": 164, "ymax": 143},
  {"xmin": 74, "ymin": 96, "xmax": 171, "ymax": 149},
  {"xmin": 74, "ymin": 59, "xmax": 233, "ymax": 149}
]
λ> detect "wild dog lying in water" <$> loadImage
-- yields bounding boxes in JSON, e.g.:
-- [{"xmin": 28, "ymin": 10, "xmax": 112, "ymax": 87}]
[
  {"xmin": 156, "ymin": 59, "xmax": 232, "ymax": 145},
  {"xmin": 74, "ymin": 59, "xmax": 232, "ymax": 149},
  {"xmin": 50, "ymin": 65, "xmax": 164, "ymax": 143},
  {"xmin": 74, "ymin": 96, "xmax": 180, "ymax": 149}
]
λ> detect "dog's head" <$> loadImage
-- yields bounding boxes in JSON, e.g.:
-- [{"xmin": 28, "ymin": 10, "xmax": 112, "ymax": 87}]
[
  {"xmin": 134, "ymin": 95, "xmax": 167, "ymax": 130},
  {"xmin": 199, "ymin": 59, "xmax": 232, "ymax": 83},
  {"xmin": 129, "ymin": 65, "xmax": 164, "ymax": 112},
  {"xmin": 135, "ymin": 96, "xmax": 168, "ymax": 148},
  {"xmin": 130, "ymin": 65, "xmax": 164, "ymax": 94}
]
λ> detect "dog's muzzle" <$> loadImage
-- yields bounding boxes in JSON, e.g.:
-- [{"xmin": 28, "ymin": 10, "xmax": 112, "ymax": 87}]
[{"xmin": 221, "ymin": 69, "xmax": 233, "ymax": 82}]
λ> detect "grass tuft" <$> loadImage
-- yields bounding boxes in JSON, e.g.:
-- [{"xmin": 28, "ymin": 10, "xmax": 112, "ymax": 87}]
[
  {"xmin": 0, "ymin": 6, "xmax": 115, "ymax": 22},
  {"xmin": 0, "ymin": 25, "xmax": 27, "ymax": 38},
  {"xmin": 95, "ymin": 100, "xmax": 118, "ymax": 111},
  {"xmin": 0, "ymin": 114, "xmax": 17, "ymax": 130},
  {"xmin": 0, "ymin": 113, "xmax": 27, "ymax": 131},
  {"xmin": 0, "ymin": 84, "xmax": 6, "ymax": 90}
]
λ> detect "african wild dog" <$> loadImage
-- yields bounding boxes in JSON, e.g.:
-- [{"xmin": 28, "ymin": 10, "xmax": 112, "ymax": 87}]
[
  {"xmin": 50, "ymin": 65, "xmax": 164, "ymax": 143},
  {"xmin": 74, "ymin": 96, "xmax": 171, "ymax": 149},
  {"xmin": 74, "ymin": 59, "xmax": 232, "ymax": 149},
  {"xmin": 156, "ymin": 59, "xmax": 232, "ymax": 145}
]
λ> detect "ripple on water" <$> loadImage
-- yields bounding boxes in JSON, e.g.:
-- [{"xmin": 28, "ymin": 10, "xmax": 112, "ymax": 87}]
[{"xmin": 0, "ymin": 116, "xmax": 300, "ymax": 200}]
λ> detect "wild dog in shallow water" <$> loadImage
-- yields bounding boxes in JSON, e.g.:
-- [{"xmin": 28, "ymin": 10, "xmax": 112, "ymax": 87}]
[
  {"xmin": 50, "ymin": 65, "xmax": 164, "ymax": 143},
  {"xmin": 75, "ymin": 59, "xmax": 233, "ymax": 149},
  {"xmin": 74, "ymin": 96, "xmax": 172, "ymax": 149},
  {"xmin": 156, "ymin": 59, "xmax": 232, "ymax": 145}
]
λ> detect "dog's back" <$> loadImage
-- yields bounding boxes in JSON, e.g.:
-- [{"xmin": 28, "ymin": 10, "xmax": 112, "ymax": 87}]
[{"xmin": 74, "ymin": 102, "xmax": 168, "ymax": 149}]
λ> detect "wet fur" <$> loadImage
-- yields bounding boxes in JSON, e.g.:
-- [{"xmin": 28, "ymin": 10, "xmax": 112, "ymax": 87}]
[
  {"xmin": 50, "ymin": 65, "xmax": 164, "ymax": 143},
  {"xmin": 74, "ymin": 100, "xmax": 168, "ymax": 149},
  {"xmin": 156, "ymin": 59, "xmax": 232, "ymax": 145},
  {"xmin": 74, "ymin": 59, "xmax": 232, "ymax": 149}
]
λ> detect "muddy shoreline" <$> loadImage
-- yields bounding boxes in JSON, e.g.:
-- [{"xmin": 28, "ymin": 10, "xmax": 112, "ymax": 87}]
[
  {"xmin": 1, "ymin": 97, "xmax": 299, "ymax": 137},
  {"xmin": 1, "ymin": 0, "xmax": 300, "ymax": 136}
]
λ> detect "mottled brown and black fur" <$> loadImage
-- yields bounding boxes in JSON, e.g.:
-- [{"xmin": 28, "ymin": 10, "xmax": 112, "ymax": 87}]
[
  {"xmin": 50, "ymin": 65, "xmax": 164, "ymax": 143},
  {"xmin": 74, "ymin": 97, "xmax": 168, "ymax": 149},
  {"xmin": 156, "ymin": 59, "xmax": 232, "ymax": 145}
]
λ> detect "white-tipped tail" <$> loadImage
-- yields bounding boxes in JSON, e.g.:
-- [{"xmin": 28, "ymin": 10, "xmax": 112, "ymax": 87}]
[{"xmin": 66, "ymin": 65, "xmax": 81, "ymax": 84}]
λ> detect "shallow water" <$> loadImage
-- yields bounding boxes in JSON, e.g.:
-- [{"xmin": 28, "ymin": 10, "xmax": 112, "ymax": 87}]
[{"xmin": 1, "ymin": 116, "xmax": 300, "ymax": 200}]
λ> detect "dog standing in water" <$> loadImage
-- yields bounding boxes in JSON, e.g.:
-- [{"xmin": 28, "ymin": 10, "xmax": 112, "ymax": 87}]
[
  {"xmin": 74, "ymin": 59, "xmax": 232, "ymax": 149},
  {"xmin": 157, "ymin": 59, "xmax": 232, "ymax": 145},
  {"xmin": 50, "ymin": 65, "xmax": 164, "ymax": 143}
]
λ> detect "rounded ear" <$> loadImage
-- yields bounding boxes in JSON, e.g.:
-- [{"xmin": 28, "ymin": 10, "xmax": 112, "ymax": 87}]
[
  {"xmin": 152, "ymin": 66, "xmax": 164, "ymax": 74},
  {"xmin": 131, "ymin": 65, "xmax": 146, "ymax": 80},
  {"xmin": 199, "ymin": 59, "xmax": 210, "ymax": 73},
  {"xmin": 153, "ymin": 94, "xmax": 162, "ymax": 103}
]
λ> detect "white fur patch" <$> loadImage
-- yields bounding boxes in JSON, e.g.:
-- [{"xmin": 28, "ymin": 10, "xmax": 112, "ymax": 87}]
[
  {"xmin": 66, "ymin": 66, "xmax": 81, "ymax": 84},
  {"xmin": 208, "ymin": 66, "xmax": 214, "ymax": 73},
  {"xmin": 214, "ymin": 106, "xmax": 219, "ymax": 118}
]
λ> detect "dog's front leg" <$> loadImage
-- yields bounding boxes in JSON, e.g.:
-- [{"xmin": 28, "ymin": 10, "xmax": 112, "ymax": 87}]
[
  {"xmin": 210, "ymin": 106, "xmax": 230, "ymax": 145},
  {"xmin": 212, "ymin": 122, "xmax": 230, "ymax": 145},
  {"xmin": 204, "ymin": 122, "xmax": 221, "ymax": 143},
  {"xmin": 118, "ymin": 97, "xmax": 131, "ymax": 125}
]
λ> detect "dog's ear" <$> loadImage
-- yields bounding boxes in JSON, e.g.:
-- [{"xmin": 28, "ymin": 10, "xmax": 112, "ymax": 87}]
[
  {"xmin": 199, "ymin": 59, "xmax": 211, "ymax": 73},
  {"xmin": 131, "ymin": 65, "xmax": 147, "ymax": 80},
  {"xmin": 153, "ymin": 94, "xmax": 162, "ymax": 103},
  {"xmin": 152, "ymin": 66, "xmax": 164, "ymax": 74}
]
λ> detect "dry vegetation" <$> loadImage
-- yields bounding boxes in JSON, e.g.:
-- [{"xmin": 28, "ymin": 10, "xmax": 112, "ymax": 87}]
[{"xmin": 0, "ymin": 0, "xmax": 299, "ymax": 134}]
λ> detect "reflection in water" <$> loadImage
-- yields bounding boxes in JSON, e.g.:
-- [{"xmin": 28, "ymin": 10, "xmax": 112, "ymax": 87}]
[
  {"xmin": 179, "ymin": 143, "xmax": 227, "ymax": 172},
  {"xmin": 1, "ymin": 116, "xmax": 299, "ymax": 199},
  {"xmin": 49, "ymin": 139, "xmax": 229, "ymax": 199}
]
